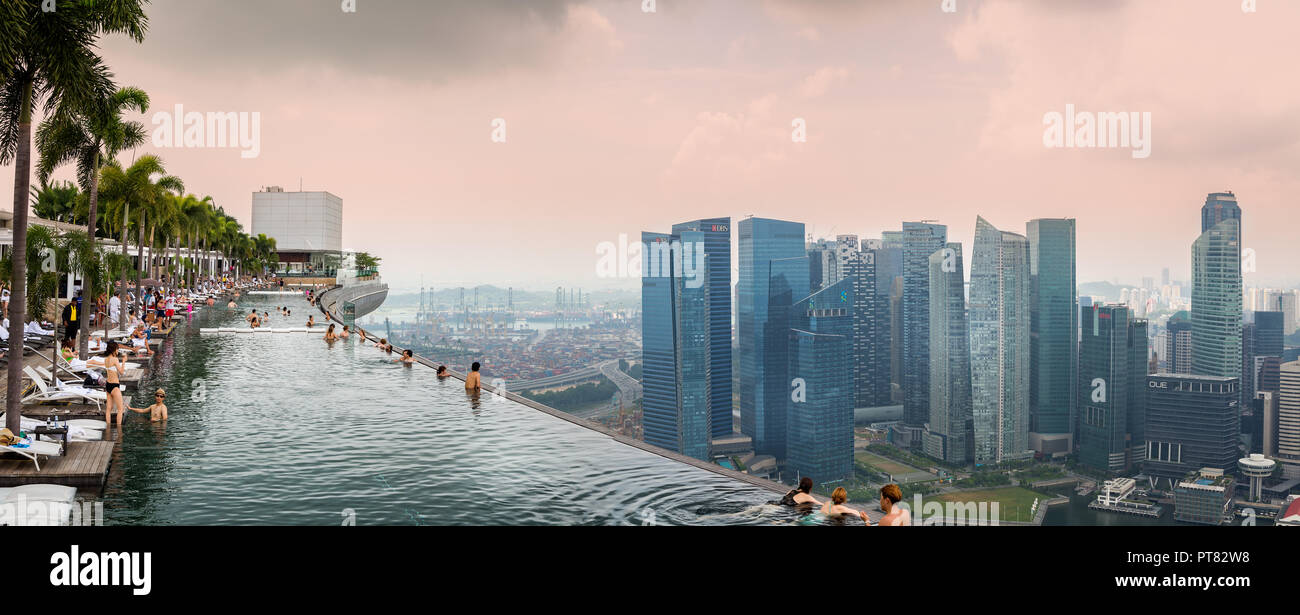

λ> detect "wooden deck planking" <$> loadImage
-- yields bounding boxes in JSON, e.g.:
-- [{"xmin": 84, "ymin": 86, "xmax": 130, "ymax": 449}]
[{"xmin": 0, "ymin": 440, "xmax": 114, "ymax": 488}]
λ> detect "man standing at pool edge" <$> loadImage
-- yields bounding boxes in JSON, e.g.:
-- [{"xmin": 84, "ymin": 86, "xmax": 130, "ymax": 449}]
[{"xmin": 466, "ymin": 362, "xmax": 481, "ymax": 390}]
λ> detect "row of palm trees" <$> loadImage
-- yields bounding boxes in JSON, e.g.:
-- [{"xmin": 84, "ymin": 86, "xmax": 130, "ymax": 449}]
[{"xmin": 0, "ymin": 2, "xmax": 272, "ymax": 434}]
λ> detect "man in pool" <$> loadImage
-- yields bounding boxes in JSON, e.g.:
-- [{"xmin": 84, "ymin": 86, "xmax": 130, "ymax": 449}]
[
  {"xmin": 877, "ymin": 484, "xmax": 910, "ymax": 526},
  {"xmin": 436, "ymin": 365, "xmax": 450, "ymax": 379},
  {"xmin": 246, "ymin": 308, "xmax": 261, "ymax": 328},
  {"xmin": 465, "ymin": 362, "xmax": 481, "ymax": 390},
  {"xmin": 128, "ymin": 388, "xmax": 169, "ymax": 422}
]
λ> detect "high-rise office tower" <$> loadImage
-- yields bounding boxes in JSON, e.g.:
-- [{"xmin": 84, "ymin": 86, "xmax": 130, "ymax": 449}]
[
  {"xmin": 1253, "ymin": 311, "xmax": 1284, "ymax": 358},
  {"xmin": 1166, "ymin": 316, "xmax": 1193, "ymax": 374},
  {"xmin": 806, "ymin": 238, "xmax": 837, "ymax": 291},
  {"xmin": 1144, "ymin": 373, "xmax": 1240, "ymax": 487},
  {"xmin": 859, "ymin": 242, "xmax": 899, "ymax": 407},
  {"xmin": 901, "ymin": 221, "xmax": 948, "ymax": 446},
  {"xmin": 786, "ymin": 277, "xmax": 855, "ymax": 483},
  {"xmin": 969, "ymin": 217, "xmax": 1032, "ymax": 464},
  {"xmin": 1191, "ymin": 217, "xmax": 1242, "ymax": 380},
  {"xmin": 1201, "ymin": 191, "xmax": 1241, "ymax": 234},
  {"xmin": 1077, "ymin": 305, "xmax": 1147, "ymax": 472},
  {"xmin": 925, "ymin": 243, "xmax": 972, "ymax": 464},
  {"xmin": 1242, "ymin": 321, "xmax": 1258, "ymax": 405},
  {"xmin": 641, "ymin": 231, "xmax": 712, "ymax": 460},
  {"xmin": 671, "ymin": 218, "xmax": 734, "ymax": 440},
  {"xmin": 1278, "ymin": 362, "xmax": 1300, "ymax": 479},
  {"xmin": 738, "ymin": 218, "xmax": 807, "ymax": 459},
  {"xmin": 1027, "ymin": 218, "xmax": 1077, "ymax": 456}
]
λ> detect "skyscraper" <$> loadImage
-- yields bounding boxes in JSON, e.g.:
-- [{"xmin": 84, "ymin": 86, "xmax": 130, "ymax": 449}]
[
  {"xmin": 969, "ymin": 217, "xmax": 1032, "ymax": 464},
  {"xmin": 926, "ymin": 243, "xmax": 972, "ymax": 464},
  {"xmin": 1145, "ymin": 373, "xmax": 1240, "ymax": 487},
  {"xmin": 1278, "ymin": 362, "xmax": 1300, "ymax": 479},
  {"xmin": 1077, "ymin": 305, "xmax": 1147, "ymax": 472},
  {"xmin": 1201, "ymin": 191, "xmax": 1241, "ymax": 234},
  {"xmin": 641, "ymin": 231, "xmax": 712, "ymax": 460},
  {"xmin": 671, "ymin": 218, "xmax": 734, "ymax": 440},
  {"xmin": 901, "ymin": 221, "xmax": 948, "ymax": 446},
  {"xmin": 860, "ymin": 242, "xmax": 899, "ymax": 407},
  {"xmin": 786, "ymin": 277, "xmax": 855, "ymax": 483},
  {"xmin": 738, "ymin": 218, "xmax": 808, "ymax": 459},
  {"xmin": 1027, "ymin": 218, "xmax": 1077, "ymax": 456},
  {"xmin": 1166, "ymin": 315, "xmax": 1193, "ymax": 374},
  {"xmin": 1191, "ymin": 214, "xmax": 1242, "ymax": 381}
]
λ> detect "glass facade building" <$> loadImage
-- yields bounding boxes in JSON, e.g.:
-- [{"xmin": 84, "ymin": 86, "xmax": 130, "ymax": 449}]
[
  {"xmin": 786, "ymin": 277, "xmax": 855, "ymax": 483},
  {"xmin": 1027, "ymin": 219, "xmax": 1077, "ymax": 444},
  {"xmin": 738, "ymin": 218, "xmax": 808, "ymax": 459},
  {"xmin": 901, "ymin": 222, "xmax": 948, "ymax": 443},
  {"xmin": 671, "ymin": 218, "xmax": 734, "ymax": 439},
  {"xmin": 1077, "ymin": 305, "xmax": 1147, "ymax": 473},
  {"xmin": 970, "ymin": 217, "xmax": 1032, "ymax": 464},
  {"xmin": 640, "ymin": 231, "xmax": 712, "ymax": 460},
  {"xmin": 1191, "ymin": 218, "xmax": 1242, "ymax": 381},
  {"xmin": 1144, "ymin": 373, "xmax": 1240, "ymax": 487},
  {"xmin": 926, "ymin": 243, "xmax": 972, "ymax": 464}
]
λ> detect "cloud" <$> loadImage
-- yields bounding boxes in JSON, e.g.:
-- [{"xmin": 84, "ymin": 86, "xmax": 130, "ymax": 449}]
[{"xmin": 799, "ymin": 66, "xmax": 848, "ymax": 99}]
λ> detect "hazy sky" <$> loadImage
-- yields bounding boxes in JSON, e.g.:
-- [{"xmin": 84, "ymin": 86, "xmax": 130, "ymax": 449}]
[{"xmin": 6, "ymin": 0, "xmax": 1298, "ymax": 293}]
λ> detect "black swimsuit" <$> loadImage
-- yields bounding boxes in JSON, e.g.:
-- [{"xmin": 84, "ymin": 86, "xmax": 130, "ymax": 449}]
[{"xmin": 106, "ymin": 382, "xmax": 120, "ymax": 393}]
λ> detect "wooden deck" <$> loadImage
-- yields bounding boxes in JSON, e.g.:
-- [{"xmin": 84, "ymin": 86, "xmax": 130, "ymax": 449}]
[{"xmin": 0, "ymin": 440, "xmax": 114, "ymax": 488}]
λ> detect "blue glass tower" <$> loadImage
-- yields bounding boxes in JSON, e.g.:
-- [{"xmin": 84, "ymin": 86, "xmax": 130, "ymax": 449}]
[
  {"xmin": 640, "ymin": 230, "xmax": 713, "ymax": 460},
  {"xmin": 786, "ymin": 277, "xmax": 854, "ymax": 484},
  {"xmin": 739, "ymin": 218, "xmax": 807, "ymax": 459},
  {"xmin": 901, "ymin": 222, "xmax": 948, "ymax": 445},
  {"xmin": 1027, "ymin": 219, "xmax": 1077, "ymax": 452},
  {"xmin": 672, "ymin": 218, "xmax": 733, "ymax": 439}
]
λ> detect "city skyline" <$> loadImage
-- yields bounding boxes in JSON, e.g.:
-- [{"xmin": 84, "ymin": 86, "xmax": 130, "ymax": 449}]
[{"xmin": 7, "ymin": 0, "xmax": 1300, "ymax": 293}]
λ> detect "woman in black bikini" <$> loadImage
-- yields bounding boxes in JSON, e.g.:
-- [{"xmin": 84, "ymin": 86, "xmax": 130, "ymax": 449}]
[{"xmin": 102, "ymin": 340, "xmax": 127, "ymax": 427}]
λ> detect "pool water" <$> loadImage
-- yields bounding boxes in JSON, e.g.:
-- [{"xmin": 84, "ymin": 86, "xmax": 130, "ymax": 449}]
[{"xmin": 97, "ymin": 296, "xmax": 809, "ymax": 526}]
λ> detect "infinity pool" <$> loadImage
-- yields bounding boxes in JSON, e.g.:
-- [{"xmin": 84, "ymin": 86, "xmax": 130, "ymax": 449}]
[{"xmin": 98, "ymin": 296, "xmax": 800, "ymax": 526}]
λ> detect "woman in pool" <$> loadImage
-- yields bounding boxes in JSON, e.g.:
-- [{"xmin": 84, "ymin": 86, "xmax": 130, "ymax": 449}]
[
  {"xmin": 102, "ymin": 340, "xmax": 127, "ymax": 427},
  {"xmin": 128, "ymin": 388, "xmax": 169, "ymax": 422},
  {"xmin": 306, "ymin": 315, "xmax": 315, "ymax": 327},
  {"xmin": 339, "ymin": 325, "xmax": 350, "ymax": 339},
  {"xmin": 877, "ymin": 484, "xmax": 910, "ymax": 526},
  {"xmin": 436, "ymin": 365, "xmax": 450, "ymax": 379},
  {"xmin": 780, "ymin": 476, "xmax": 821, "ymax": 507},
  {"xmin": 324, "ymin": 323, "xmax": 337, "ymax": 341},
  {"xmin": 820, "ymin": 487, "xmax": 867, "ymax": 522},
  {"xmin": 394, "ymin": 349, "xmax": 415, "ymax": 364}
]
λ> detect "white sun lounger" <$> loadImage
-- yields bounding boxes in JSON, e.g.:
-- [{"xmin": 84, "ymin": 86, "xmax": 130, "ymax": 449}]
[
  {"xmin": 0, "ymin": 415, "xmax": 105, "ymax": 441},
  {"xmin": 0, "ymin": 438, "xmax": 64, "ymax": 471},
  {"xmin": 22, "ymin": 366, "xmax": 105, "ymax": 410},
  {"xmin": 0, "ymin": 484, "xmax": 77, "ymax": 526}
]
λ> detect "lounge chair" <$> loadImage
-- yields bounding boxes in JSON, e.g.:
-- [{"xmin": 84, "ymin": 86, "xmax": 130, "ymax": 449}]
[
  {"xmin": 0, "ymin": 415, "xmax": 103, "ymax": 441},
  {"xmin": 0, "ymin": 484, "xmax": 77, "ymax": 526},
  {"xmin": 0, "ymin": 437, "xmax": 64, "ymax": 471},
  {"xmin": 21, "ymin": 366, "xmax": 105, "ymax": 410}
]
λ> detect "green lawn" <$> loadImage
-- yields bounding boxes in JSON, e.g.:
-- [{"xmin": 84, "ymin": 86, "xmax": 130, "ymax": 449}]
[
  {"xmin": 924, "ymin": 486, "xmax": 1052, "ymax": 524},
  {"xmin": 855, "ymin": 452, "xmax": 917, "ymax": 476}
]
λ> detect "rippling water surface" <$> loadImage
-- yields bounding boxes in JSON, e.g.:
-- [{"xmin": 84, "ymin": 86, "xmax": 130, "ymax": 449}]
[{"xmin": 99, "ymin": 297, "xmax": 795, "ymax": 526}]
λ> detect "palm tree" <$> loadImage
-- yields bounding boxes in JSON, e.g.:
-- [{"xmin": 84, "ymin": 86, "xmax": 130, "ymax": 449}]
[
  {"xmin": 98, "ymin": 154, "xmax": 181, "ymax": 325},
  {"xmin": 30, "ymin": 180, "xmax": 80, "ymax": 222},
  {"xmin": 179, "ymin": 194, "xmax": 213, "ymax": 285},
  {"xmin": 0, "ymin": 1, "xmax": 147, "ymax": 431},
  {"xmin": 36, "ymin": 85, "xmax": 148, "ymax": 357}
]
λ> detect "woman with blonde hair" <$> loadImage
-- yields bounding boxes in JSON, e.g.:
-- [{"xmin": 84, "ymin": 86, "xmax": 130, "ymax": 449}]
[{"xmin": 819, "ymin": 487, "xmax": 865, "ymax": 521}]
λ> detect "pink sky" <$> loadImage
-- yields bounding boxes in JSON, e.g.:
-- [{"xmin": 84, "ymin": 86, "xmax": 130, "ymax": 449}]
[{"xmin": 4, "ymin": 0, "xmax": 1298, "ymax": 293}]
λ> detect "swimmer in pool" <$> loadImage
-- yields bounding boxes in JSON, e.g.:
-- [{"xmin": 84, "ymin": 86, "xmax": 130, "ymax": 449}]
[
  {"xmin": 340, "ymin": 325, "xmax": 350, "ymax": 339},
  {"xmin": 324, "ymin": 323, "xmax": 337, "ymax": 341},
  {"xmin": 876, "ymin": 484, "xmax": 910, "ymax": 526},
  {"xmin": 465, "ymin": 362, "xmax": 482, "ymax": 390},
  {"xmin": 127, "ymin": 388, "xmax": 169, "ymax": 422},
  {"xmin": 394, "ymin": 349, "xmax": 415, "ymax": 364},
  {"xmin": 306, "ymin": 315, "xmax": 315, "ymax": 327},
  {"xmin": 820, "ymin": 487, "xmax": 866, "ymax": 522},
  {"xmin": 436, "ymin": 365, "xmax": 450, "ymax": 379},
  {"xmin": 781, "ymin": 476, "xmax": 822, "ymax": 507}
]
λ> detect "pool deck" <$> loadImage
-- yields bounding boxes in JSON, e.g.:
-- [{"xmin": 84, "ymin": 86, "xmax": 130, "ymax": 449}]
[{"xmin": 0, "ymin": 291, "xmax": 239, "ymax": 491}]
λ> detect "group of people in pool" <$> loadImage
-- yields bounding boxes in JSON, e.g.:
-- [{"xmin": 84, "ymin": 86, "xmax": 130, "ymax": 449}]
[
  {"xmin": 94, "ymin": 339, "xmax": 170, "ymax": 427},
  {"xmin": 780, "ymin": 478, "xmax": 912, "ymax": 526},
  {"xmin": 320, "ymin": 322, "xmax": 418, "ymax": 365}
]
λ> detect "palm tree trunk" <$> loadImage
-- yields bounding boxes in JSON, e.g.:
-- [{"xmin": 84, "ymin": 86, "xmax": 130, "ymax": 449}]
[
  {"xmin": 79, "ymin": 151, "xmax": 100, "ymax": 360},
  {"xmin": 135, "ymin": 210, "xmax": 145, "ymax": 302},
  {"xmin": 5, "ymin": 81, "xmax": 34, "ymax": 434},
  {"xmin": 117, "ymin": 200, "xmax": 130, "ymax": 329}
]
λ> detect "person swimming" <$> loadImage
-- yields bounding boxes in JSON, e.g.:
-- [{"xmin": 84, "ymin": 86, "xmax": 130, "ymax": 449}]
[
  {"xmin": 780, "ymin": 477, "xmax": 822, "ymax": 508},
  {"xmin": 324, "ymin": 323, "xmax": 337, "ymax": 341},
  {"xmin": 436, "ymin": 365, "xmax": 450, "ymax": 379},
  {"xmin": 465, "ymin": 362, "xmax": 481, "ymax": 390},
  {"xmin": 306, "ymin": 315, "xmax": 315, "ymax": 327},
  {"xmin": 394, "ymin": 349, "xmax": 415, "ymax": 364},
  {"xmin": 820, "ymin": 487, "xmax": 868, "ymax": 523},
  {"xmin": 340, "ymin": 325, "xmax": 350, "ymax": 339},
  {"xmin": 877, "ymin": 484, "xmax": 910, "ymax": 526},
  {"xmin": 127, "ymin": 388, "xmax": 169, "ymax": 422}
]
